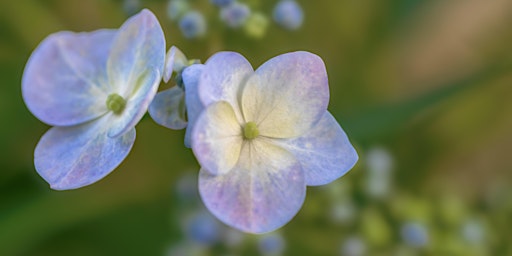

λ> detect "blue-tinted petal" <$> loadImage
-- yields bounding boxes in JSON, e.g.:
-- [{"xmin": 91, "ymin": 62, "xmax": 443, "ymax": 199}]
[
  {"xmin": 274, "ymin": 111, "xmax": 358, "ymax": 186},
  {"xmin": 148, "ymin": 86, "xmax": 187, "ymax": 130},
  {"xmin": 241, "ymin": 51, "xmax": 329, "ymax": 138},
  {"xmin": 34, "ymin": 116, "xmax": 136, "ymax": 190},
  {"xmin": 199, "ymin": 139, "xmax": 305, "ymax": 233},
  {"xmin": 199, "ymin": 51, "xmax": 253, "ymax": 122},
  {"xmin": 107, "ymin": 9, "xmax": 165, "ymax": 96},
  {"xmin": 22, "ymin": 30, "xmax": 116, "ymax": 126},
  {"xmin": 182, "ymin": 64, "xmax": 205, "ymax": 147},
  {"xmin": 192, "ymin": 101, "xmax": 242, "ymax": 175},
  {"xmin": 108, "ymin": 68, "xmax": 161, "ymax": 137}
]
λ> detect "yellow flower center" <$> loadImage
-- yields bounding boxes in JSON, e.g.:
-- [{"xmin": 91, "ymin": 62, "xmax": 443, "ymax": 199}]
[
  {"xmin": 106, "ymin": 93, "xmax": 126, "ymax": 114},
  {"xmin": 243, "ymin": 121, "xmax": 259, "ymax": 140}
]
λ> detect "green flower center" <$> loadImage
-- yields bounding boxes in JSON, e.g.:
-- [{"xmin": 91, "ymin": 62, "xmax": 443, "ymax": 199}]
[
  {"xmin": 243, "ymin": 121, "xmax": 259, "ymax": 140},
  {"xmin": 106, "ymin": 93, "xmax": 126, "ymax": 114}
]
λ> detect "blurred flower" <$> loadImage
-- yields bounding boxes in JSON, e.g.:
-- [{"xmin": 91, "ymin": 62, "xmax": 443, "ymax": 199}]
[
  {"xmin": 340, "ymin": 236, "xmax": 366, "ymax": 256},
  {"xmin": 244, "ymin": 12, "xmax": 269, "ymax": 39},
  {"xmin": 273, "ymin": 0, "xmax": 304, "ymax": 30},
  {"xmin": 167, "ymin": 0, "xmax": 189, "ymax": 21},
  {"xmin": 258, "ymin": 233, "xmax": 286, "ymax": 256},
  {"xmin": 191, "ymin": 51, "xmax": 358, "ymax": 233},
  {"xmin": 122, "ymin": 0, "xmax": 141, "ymax": 16},
  {"xmin": 179, "ymin": 11, "xmax": 207, "ymax": 39},
  {"xmin": 174, "ymin": 172, "xmax": 199, "ymax": 201},
  {"xmin": 210, "ymin": 0, "xmax": 235, "ymax": 8},
  {"xmin": 364, "ymin": 146, "xmax": 394, "ymax": 199},
  {"xmin": 329, "ymin": 198, "xmax": 357, "ymax": 224},
  {"xmin": 222, "ymin": 228, "xmax": 246, "ymax": 248},
  {"xmin": 461, "ymin": 217, "xmax": 487, "ymax": 244},
  {"xmin": 220, "ymin": 2, "xmax": 251, "ymax": 28},
  {"xmin": 22, "ymin": 9, "xmax": 165, "ymax": 190},
  {"xmin": 183, "ymin": 211, "xmax": 223, "ymax": 247},
  {"xmin": 400, "ymin": 222, "xmax": 429, "ymax": 248}
]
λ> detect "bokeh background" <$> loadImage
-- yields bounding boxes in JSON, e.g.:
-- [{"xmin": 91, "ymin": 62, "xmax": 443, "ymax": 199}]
[{"xmin": 1, "ymin": 0, "xmax": 512, "ymax": 255}]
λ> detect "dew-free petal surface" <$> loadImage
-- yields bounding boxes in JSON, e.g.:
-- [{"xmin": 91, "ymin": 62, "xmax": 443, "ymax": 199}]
[
  {"xmin": 34, "ymin": 115, "xmax": 136, "ymax": 190},
  {"xmin": 192, "ymin": 101, "xmax": 242, "ymax": 175},
  {"xmin": 108, "ymin": 68, "xmax": 161, "ymax": 138},
  {"xmin": 22, "ymin": 30, "xmax": 116, "ymax": 126},
  {"xmin": 107, "ymin": 9, "xmax": 165, "ymax": 96},
  {"xmin": 164, "ymin": 46, "xmax": 188, "ymax": 83},
  {"xmin": 274, "ymin": 111, "xmax": 358, "ymax": 186},
  {"xmin": 199, "ymin": 139, "xmax": 305, "ymax": 233},
  {"xmin": 198, "ymin": 52, "xmax": 253, "ymax": 122},
  {"xmin": 241, "ymin": 51, "xmax": 329, "ymax": 138},
  {"xmin": 183, "ymin": 64, "xmax": 205, "ymax": 147},
  {"xmin": 148, "ymin": 86, "xmax": 187, "ymax": 130}
]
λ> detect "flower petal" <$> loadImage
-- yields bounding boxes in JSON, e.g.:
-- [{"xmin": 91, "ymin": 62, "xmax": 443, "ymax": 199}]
[
  {"xmin": 148, "ymin": 86, "xmax": 187, "ymax": 130},
  {"xmin": 241, "ymin": 51, "xmax": 329, "ymax": 138},
  {"xmin": 107, "ymin": 9, "xmax": 165, "ymax": 96},
  {"xmin": 199, "ymin": 139, "xmax": 305, "ymax": 233},
  {"xmin": 22, "ymin": 30, "xmax": 116, "ymax": 126},
  {"xmin": 274, "ymin": 112, "xmax": 358, "ymax": 186},
  {"xmin": 164, "ymin": 46, "xmax": 188, "ymax": 83},
  {"xmin": 192, "ymin": 101, "xmax": 242, "ymax": 175},
  {"xmin": 108, "ymin": 68, "xmax": 161, "ymax": 138},
  {"xmin": 199, "ymin": 52, "xmax": 253, "ymax": 121},
  {"xmin": 183, "ymin": 64, "xmax": 205, "ymax": 148},
  {"xmin": 34, "ymin": 115, "xmax": 136, "ymax": 190}
]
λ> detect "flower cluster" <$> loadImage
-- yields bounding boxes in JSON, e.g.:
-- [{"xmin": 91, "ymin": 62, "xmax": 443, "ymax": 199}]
[
  {"xmin": 22, "ymin": 9, "xmax": 357, "ymax": 233},
  {"xmin": 162, "ymin": 0, "xmax": 304, "ymax": 39}
]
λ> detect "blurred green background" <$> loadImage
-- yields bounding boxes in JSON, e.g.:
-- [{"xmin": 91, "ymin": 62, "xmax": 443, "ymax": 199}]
[{"xmin": 1, "ymin": 0, "xmax": 512, "ymax": 255}]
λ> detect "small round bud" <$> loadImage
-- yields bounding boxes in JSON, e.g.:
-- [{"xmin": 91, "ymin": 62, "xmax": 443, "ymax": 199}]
[
  {"xmin": 273, "ymin": 0, "xmax": 304, "ymax": 30},
  {"xmin": 210, "ymin": 0, "xmax": 235, "ymax": 8},
  {"xmin": 167, "ymin": 0, "xmax": 190, "ymax": 21},
  {"xmin": 244, "ymin": 12, "xmax": 269, "ymax": 39},
  {"xmin": 179, "ymin": 11, "xmax": 207, "ymax": 39},
  {"xmin": 220, "ymin": 2, "xmax": 251, "ymax": 28}
]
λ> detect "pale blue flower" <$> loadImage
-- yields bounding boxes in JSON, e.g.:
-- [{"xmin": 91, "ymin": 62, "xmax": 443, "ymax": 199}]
[
  {"xmin": 179, "ymin": 11, "xmax": 207, "ymax": 39},
  {"xmin": 22, "ymin": 9, "xmax": 165, "ymax": 190},
  {"xmin": 220, "ymin": 2, "xmax": 251, "ymax": 28},
  {"xmin": 273, "ymin": 0, "xmax": 304, "ymax": 30},
  {"xmin": 190, "ymin": 51, "xmax": 358, "ymax": 233}
]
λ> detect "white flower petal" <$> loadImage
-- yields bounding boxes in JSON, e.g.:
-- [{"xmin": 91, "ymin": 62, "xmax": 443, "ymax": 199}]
[
  {"xmin": 241, "ymin": 51, "xmax": 329, "ymax": 138},
  {"xmin": 199, "ymin": 139, "xmax": 305, "ymax": 233},
  {"xmin": 22, "ymin": 30, "xmax": 116, "ymax": 126},
  {"xmin": 164, "ymin": 46, "xmax": 188, "ymax": 83},
  {"xmin": 274, "ymin": 111, "xmax": 358, "ymax": 186},
  {"xmin": 34, "ymin": 115, "xmax": 136, "ymax": 190},
  {"xmin": 107, "ymin": 9, "xmax": 165, "ymax": 96},
  {"xmin": 108, "ymin": 68, "xmax": 161, "ymax": 138},
  {"xmin": 198, "ymin": 52, "xmax": 253, "ymax": 122},
  {"xmin": 192, "ymin": 101, "xmax": 243, "ymax": 175}
]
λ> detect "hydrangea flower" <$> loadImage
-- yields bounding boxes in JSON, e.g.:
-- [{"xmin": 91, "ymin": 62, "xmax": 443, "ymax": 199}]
[
  {"xmin": 210, "ymin": 0, "xmax": 235, "ymax": 8},
  {"xmin": 220, "ymin": 2, "xmax": 251, "ymax": 28},
  {"xmin": 190, "ymin": 51, "xmax": 358, "ymax": 233},
  {"xmin": 21, "ymin": 9, "xmax": 165, "ymax": 190},
  {"xmin": 179, "ymin": 11, "xmax": 207, "ymax": 39},
  {"xmin": 273, "ymin": 0, "xmax": 304, "ymax": 30}
]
